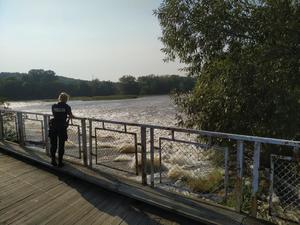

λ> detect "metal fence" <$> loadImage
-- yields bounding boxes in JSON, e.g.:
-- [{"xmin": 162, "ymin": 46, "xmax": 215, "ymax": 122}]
[
  {"xmin": 269, "ymin": 155, "xmax": 300, "ymax": 224},
  {"xmin": 0, "ymin": 109, "xmax": 299, "ymax": 224},
  {"xmin": 0, "ymin": 111, "xmax": 18, "ymax": 142},
  {"xmin": 64, "ymin": 118, "xmax": 83, "ymax": 160},
  {"xmin": 89, "ymin": 119, "xmax": 141, "ymax": 177},
  {"xmin": 23, "ymin": 112, "xmax": 45, "ymax": 147}
]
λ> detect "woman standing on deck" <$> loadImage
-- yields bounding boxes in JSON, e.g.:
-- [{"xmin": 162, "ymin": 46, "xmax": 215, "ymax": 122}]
[{"xmin": 49, "ymin": 92, "xmax": 74, "ymax": 167}]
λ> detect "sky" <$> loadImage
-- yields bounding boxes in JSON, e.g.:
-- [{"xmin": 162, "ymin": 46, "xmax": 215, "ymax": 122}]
[{"xmin": 0, "ymin": 0, "xmax": 184, "ymax": 81}]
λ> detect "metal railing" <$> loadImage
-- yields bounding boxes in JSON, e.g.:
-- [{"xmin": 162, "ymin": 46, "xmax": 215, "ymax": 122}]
[
  {"xmin": 269, "ymin": 155, "xmax": 300, "ymax": 224},
  {"xmin": 0, "ymin": 109, "xmax": 299, "ymax": 224}
]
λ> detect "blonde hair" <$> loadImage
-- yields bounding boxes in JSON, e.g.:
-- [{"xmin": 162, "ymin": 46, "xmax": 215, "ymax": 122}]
[{"xmin": 58, "ymin": 92, "xmax": 69, "ymax": 103}]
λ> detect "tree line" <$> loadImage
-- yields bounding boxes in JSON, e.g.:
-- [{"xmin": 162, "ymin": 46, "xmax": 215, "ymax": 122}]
[{"xmin": 0, "ymin": 69, "xmax": 195, "ymax": 100}]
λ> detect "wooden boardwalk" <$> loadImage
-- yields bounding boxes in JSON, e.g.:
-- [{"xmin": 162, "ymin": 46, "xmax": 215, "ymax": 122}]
[{"xmin": 0, "ymin": 152, "xmax": 199, "ymax": 225}]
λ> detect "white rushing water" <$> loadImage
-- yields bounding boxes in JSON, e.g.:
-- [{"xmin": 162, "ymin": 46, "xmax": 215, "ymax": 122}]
[{"xmin": 8, "ymin": 95, "xmax": 177, "ymax": 126}]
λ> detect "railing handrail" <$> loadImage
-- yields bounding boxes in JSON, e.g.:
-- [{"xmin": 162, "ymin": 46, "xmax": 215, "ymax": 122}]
[
  {"xmin": 1, "ymin": 108, "xmax": 299, "ymax": 223},
  {"xmin": 1, "ymin": 109, "xmax": 299, "ymax": 147}
]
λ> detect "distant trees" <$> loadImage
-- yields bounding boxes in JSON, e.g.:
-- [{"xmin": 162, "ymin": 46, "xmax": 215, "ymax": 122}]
[
  {"xmin": 0, "ymin": 70, "xmax": 195, "ymax": 100},
  {"xmin": 90, "ymin": 79, "xmax": 116, "ymax": 96},
  {"xmin": 118, "ymin": 75, "xmax": 140, "ymax": 95},
  {"xmin": 118, "ymin": 74, "xmax": 196, "ymax": 95},
  {"xmin": 138, "ymin": 75, "xmax": 195, "ymax": 95}
]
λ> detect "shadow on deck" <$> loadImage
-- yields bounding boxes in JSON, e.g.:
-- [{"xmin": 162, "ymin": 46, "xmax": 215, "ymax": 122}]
[
  {"xmin": 0, "ymin": 152, "xmax": 206, "ymax": 225},
  {"xmin": 0, "ymin": 141, "xmax": 270, "ymax": 225}
]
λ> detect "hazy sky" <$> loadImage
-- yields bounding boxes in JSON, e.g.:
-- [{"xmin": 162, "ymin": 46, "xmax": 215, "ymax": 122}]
[{"xmin": 0, "ymin": 0, "xmax": 184, "ymax": 81}]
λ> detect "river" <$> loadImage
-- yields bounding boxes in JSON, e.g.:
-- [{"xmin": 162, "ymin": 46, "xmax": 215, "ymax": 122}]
[{"xmin": 8, "ymin": 95, "xmax": 177, "ymax": 127}]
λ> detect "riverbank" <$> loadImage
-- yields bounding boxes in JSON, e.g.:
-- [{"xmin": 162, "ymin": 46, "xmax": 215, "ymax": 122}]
[
  {"xmin": 46, "ymin": 95, "xmax": 138, "ymax": 101},
  {"xmin": 7, "ymin": 94, "xmax": 139, "ymax": 102}
]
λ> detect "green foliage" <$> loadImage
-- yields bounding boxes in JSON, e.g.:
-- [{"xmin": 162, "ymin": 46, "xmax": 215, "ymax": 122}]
[
  {"xmin": 1, "ymin": 111, "xmax": 18, "ymax": 142},
  {"xmin": 0, "ymin": 71, "xmax": 195, "ymax": 100},
  {"xmin": 0, "ymin": 97, "xmax": 5, "ymax": 105},
  {"xmin": 156, "ymin": 0, "xmax": 300, "ymax": 139},
  {"xmin": 138, "ymin": 74, "xmax": 195, "ymax": 95},
  {"xmin": 118, "ymin": 75, "xmax": 140, "ymax": 95},
  {"xmin": 3, "ymin": 125, "xmax": 17, "ymax": 142}
]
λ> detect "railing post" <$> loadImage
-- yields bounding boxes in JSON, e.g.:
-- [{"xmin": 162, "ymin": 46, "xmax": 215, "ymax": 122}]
[
  {"xmin": 250, "ymin": 141, "xmax": 261, "ymax": 217},
  {"xmin": 235, "ymin": 140, "xmax": 244, "ymax": 212},
  {"xmin": 81, "ymin": 119, "xmax": 88, "ymax": 167},
  {"xmin": 134, "ymin": 135, "xmax": 139, "ymax": 175},
  {"xmin": 88, "ymin": 119, "xmax": 93, "ymax": 168},
  {"xmin": 293, "ymin": 146, "xmax": 299, "ymax": 161},
  {"xmin": 0, "ymin": 111, "xmax": 3, "ymax": 140},
  {"xmin": 16, "ymin": 112, "xmax": 24, "ymax": 146},
  {"xmin": 207, "ymin": 136, "xmax": 212, "ymax": 146},
  {"xmin": 43, "ymin": 115, "xmax": 50, "ymax": 156},
  {"xmin": 150, "ymin": 128, "xmax": 154, "ymax": 188},
  {"xmin": 224, "ymin": 147, "xmax": 229, "ymax": 201},
  {"xmin": 268, "ymin": 155, "xmax": 274, "ymax": 217},
  {"xmin": 141, "ymin": 126, "xmax": 147, "ymax": 185}
]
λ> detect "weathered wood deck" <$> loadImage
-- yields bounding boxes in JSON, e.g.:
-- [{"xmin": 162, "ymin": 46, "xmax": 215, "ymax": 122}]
[
  {"xmin": 0, "ymin": 152, "xmax": 199, "ymax": 225},
  {"xmin": 0, "ymin": 141, "xmax": 270, "ymax": 225}
]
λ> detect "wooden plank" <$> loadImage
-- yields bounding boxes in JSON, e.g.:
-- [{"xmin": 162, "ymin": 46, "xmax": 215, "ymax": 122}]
[
  {"xmin": 0, "ymin": 160, "xmax": 24, "ymax": 169},
  {"xmin": 0, "ymin": 171, "xmax": 64, "ymax": 197},
  {"xmin": 43, "ymin": 188, "xmax": 109, "ymax": 225},
  {"xmin": 14, "ymin": 182, "xmax": 93, "ymax": 225},
  {"xmin": 72, "ymin": 196, "xmax": 116, "ymax": 225},
  {"xmin": 95, "ymin": 198, "xmax": 130, "ymax": 225},
  {"xmin": 0, "ymin": 159, "xmax": 34, "ymax": 170},
  {"xmin": 0, "ymin": 158, "xmax": 73, "ymax": 222},
  {"xmin": 139, "ymin": 204, "xmax": 194, "ymax": 225},
  {"xmin": 119, "ymin": 211, "xmax": 145, "ymax": 225},
  {"xmin": 0, "ymin": 155, "xmax": 26, "ymax": 164},
  {"xmin": 0, "ymin": 168, "xmax": 37, "ymax": 184},
  {"xmin": 0, "ymin": 168, "xmax": 44, "ymax": 188},
  {"xmin": 0, "ymin": 167, "xmax": 51, "ymax": 191},
  {"xmin": 1, "ymin": 176, "xmax": 77, "ymax": 216},
  {"xmin": 102, "ymin": 206, "xmax": 131, "ymax": 225},
  {"xmin": 0, "ymin": 174, "xmax": 16, "ymax": 187},
  {"xmin": 0, "ymin": 183, "xmax": 71, "ymax": 224},
  {"xmin": 0, "ymin": 161, "xmax": 37, "ymax": 177},
  {"xmin": 6, "ymin": 189, "xmax": 78, "ymax": 225},
  {"xmin": 0, "ymin": 168, "xmax": 76, "ymax": 215},
  {"xmin": 0, "ymin": 178, "xmax": 34, "ymax": 197},
  {"xmin": 119, "ymin": 200, "xmax": 192, "ymax": 225},
  {"xmin": 0, "ymin": 154, "xmax": 18, "ymax": 162},
  {"xmin": 0, "ymin": 182, "xmax": 40, "ymax": 211},
  {"xmin": 91, "ymin": 198, "xmax": 127, "ymax": 225}
]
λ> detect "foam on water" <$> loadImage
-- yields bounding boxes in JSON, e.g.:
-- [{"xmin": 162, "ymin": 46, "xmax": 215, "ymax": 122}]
[{"xmin": 8, "ymin": 95, "xmax": 177, "ymax": 126}]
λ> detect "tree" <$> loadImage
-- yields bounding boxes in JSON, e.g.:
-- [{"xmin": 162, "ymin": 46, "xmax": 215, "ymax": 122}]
[
  {"xmin": 138, "ymin": 75, "xmax": 195, "ymax": 95},
  {"xmin": 118, "ymin": 75, "xmax": 140, "ymax": 95},
  {"xmin": 155, "ymin": 0, "xmax": 300, "ymax": 140}
]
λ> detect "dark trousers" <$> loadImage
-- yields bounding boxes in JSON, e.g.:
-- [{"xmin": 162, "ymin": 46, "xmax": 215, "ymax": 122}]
[{"xmin": 50, "ymin": 129, "xmax": 67, "ymax": 163}]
